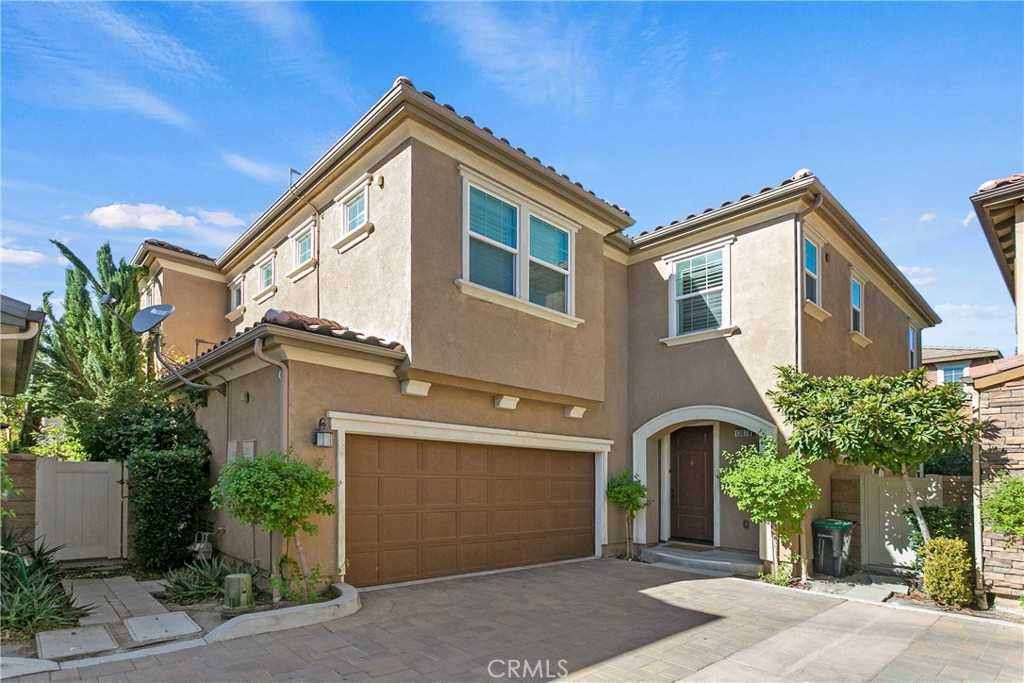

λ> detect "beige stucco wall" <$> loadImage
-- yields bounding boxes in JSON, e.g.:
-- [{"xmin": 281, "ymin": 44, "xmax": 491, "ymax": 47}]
[
  {"xmin": 718, "ymin": 425, "xmax": 762, "ymax": 551},
  {"xmin": 155, "ymin": 269, "xmax": 231, "ymax": 361}
]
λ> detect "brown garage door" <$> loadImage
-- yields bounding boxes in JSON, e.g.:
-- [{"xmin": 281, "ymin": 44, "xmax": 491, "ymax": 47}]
[{"xmin": 345, "ymin": 434, "xmax": 595, "ymax": 587}]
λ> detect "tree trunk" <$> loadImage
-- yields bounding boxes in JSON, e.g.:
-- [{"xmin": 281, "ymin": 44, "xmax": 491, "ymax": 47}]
[
  {"xmin": 292, "ymin": 533, "xmax": 312, "ymax": 595},
  {"xmin": 901, "ymin": 464, "xmax": 931, "ymax": 543},
  {"xmin": 624, "ymin": 510, "xmax": 633, "ymax": 560}
]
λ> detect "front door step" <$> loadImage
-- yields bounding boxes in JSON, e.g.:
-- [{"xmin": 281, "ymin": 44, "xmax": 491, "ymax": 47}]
[{"xmin": 640, "ymin": 544, "xmax": 762, "ymax": 577}]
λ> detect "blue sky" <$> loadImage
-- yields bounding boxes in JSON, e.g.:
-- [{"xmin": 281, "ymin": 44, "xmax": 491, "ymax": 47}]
[{"xmin": 2, "ymin": 2, "xmax": 1022, "ymax": 354}]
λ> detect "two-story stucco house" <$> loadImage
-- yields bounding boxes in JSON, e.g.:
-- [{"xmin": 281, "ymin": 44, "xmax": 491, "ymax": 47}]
[{"xmin": 133, "ymin": 78, "xmax": 938, "ymax": 587}]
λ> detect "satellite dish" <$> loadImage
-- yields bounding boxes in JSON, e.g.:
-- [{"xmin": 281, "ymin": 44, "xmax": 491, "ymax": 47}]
[{"xmin": 131, "ymin": 304, "xmax": 175, "ymax": 334}]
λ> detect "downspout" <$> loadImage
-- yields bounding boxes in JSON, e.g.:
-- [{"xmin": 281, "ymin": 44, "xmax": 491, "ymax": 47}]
[
  {"xmin": 793, "ymin": 192, "xmax": 822, "ymax": 582},
  {"xmin": 253, "ymin": 337, "xmax": 288, "ymax": 600},
  {"xmin": 966, "ymin": 376, "xmax": 985, "ymax": 598},
  {"xmin": 286, "ymin": 179, "xmax": 323, "ymax": 319}
]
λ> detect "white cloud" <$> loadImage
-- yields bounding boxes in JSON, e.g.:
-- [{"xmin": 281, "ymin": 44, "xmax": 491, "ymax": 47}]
[
  {"xmin": 897, "ymin": 265, "xmax": 937, "ymax": 287},
  {"xmin": 0, "ymin": 246, "xmax": 48, "ymax": 266},
  {"xmin": 85, "ymin": 203, "xmax": 198, "ymax": 231},
  {"xmin": 961, "ymin": 212, "xmax": 975, "ymax": 227},
  {"xmin": 918, "ymin": 212, "xmax": 937, "ymax": 223},
  {"xmin": 935, "ymin": 303, "xmax": 1011, "ymax": 320},
  {"xmin": 196, "ymin": 209, "xmax": 245, "ymax": 228},
  {"xmin": 81, "ymin": 72, "xmax": 191, "ymax": 128},
  {"xmin": 220, "ymin": 152, "xmax": 279, "ymax": 183}
]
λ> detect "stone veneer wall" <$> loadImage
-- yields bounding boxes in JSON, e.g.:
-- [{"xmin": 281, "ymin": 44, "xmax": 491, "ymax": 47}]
[
  {"xmin": 978, "ymin": 375, "xmax": 1024, "ymax": 599},
  {"xmin": 2, "ymin": 453, "xmax": 36, "ymax": 535}
]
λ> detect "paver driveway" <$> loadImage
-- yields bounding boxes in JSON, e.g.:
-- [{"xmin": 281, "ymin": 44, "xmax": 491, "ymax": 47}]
[{"xmin": 15, "ymin": 559, "xmax": 1023, "ymax": 682}]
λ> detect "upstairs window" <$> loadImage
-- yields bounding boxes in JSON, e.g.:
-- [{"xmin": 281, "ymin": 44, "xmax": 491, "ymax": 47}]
[
  {"xmin": 908, "ymin": 325, "xmax": 918, "ymax": 368},
  {"xmin": 344, "ymin": 191, "xmax": 367, "ymax": 234},
  {"xmin": 528, "ymin": 216, "xmax": 570, "ymax": 313},
  {"xmin": 294, "ymin": 228, "xmax": 313, "ymax": 267},
  {"xmin": 259, "ymin": 257, "xmax": 274, "ymax": 292},
  {"xmin": 468, "ymin": 186, "xmax": 518, "ymax": 295},
  {"xmin": 804, "ymin": 238, "xmax": 820, "ymax": 305},
  {"xmin": 940, "ymin": 366, "xmax": 966, "ymax": 385},
  {"xmin": 850, "ymin": 276, "xmax": 864, "ymax": 333},
  {"xmin": 229, "ymin": 282, "xmax": 242, "ymax": 311},
  {"xmin": 672, "ymin": 248, "xmax": 727, "ymax": 336}
]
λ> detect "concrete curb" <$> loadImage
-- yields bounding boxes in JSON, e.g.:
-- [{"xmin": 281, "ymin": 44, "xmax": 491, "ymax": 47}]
[
  {"xmin": 0, "ymin": 657, "xmax": 60, "ymax": 679},
  {"xmin": 204, "ymin": 582, "xmax": 361, "ymax": 642}
]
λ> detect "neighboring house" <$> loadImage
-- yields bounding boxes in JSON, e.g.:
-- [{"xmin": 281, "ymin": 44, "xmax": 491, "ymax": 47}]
[
  {"xmin": 922, "ymin": 346, "xmax": 1002, "ymax": 386},
  {"xmin": 134, "ymin": 78, "xmax": 939, "ymax": 587},
  {"xmin": 0, "ymin": 295, "xmax": 44, "ymax": 396},
  {"xmin": 966, "ymin": 173, "xmax": 1024, "ymax": 602}
]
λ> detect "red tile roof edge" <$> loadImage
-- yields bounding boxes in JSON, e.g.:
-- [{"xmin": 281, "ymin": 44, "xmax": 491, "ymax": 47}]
[
  {"xmin": 968, "ymin": 354, "xmax": 1024, "ymax": 380},
  {"xmin": 974, "ymin": 173, "xmax": 1024, "ymax": 196}
]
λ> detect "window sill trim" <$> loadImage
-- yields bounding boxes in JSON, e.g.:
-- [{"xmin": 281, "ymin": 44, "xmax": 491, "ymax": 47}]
[
  {"xmin": 660, "ymin": 325, "xmax": 739, "ymax": 347},
  {"xmin": 850, "ymin": 331, "xmax": 872, "ymax": 347},
  {"xmin": 253, "ymin": 285, "xmax": 278, "ymax": 305},
  {"xmin": 803, "ymin": 300, "xmax": 832, "ymax": 322},
  {"xmin": 225, "ymin": 305, "xmax": 246, "ymax": 323},
  {"xmin": 454, "ymin": 278, "xmax": 583, "ymax": 329},
  {"xmin": 331, "ymin": 222, "xmax": 374, "ymax": 254},
  {"xmin": 286, "ymin": 258, "xmax": 318, "ymax": 283}
]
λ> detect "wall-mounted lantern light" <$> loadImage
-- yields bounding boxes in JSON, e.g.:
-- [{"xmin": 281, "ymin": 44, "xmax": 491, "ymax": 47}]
[{"xmin": 313, "ymin": 417, "xmax": 333, "ymax": 448}]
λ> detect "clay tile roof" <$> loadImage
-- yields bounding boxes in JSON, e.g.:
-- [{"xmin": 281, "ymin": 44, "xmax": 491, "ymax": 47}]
[
  {"xmin": 921, "ymin": 345, "xmax": 1002, "ymax": 363},
  {"xmin": 974, "ymin": 173, "xmax": 1024, "ymax": 195},
  {"xmin": 645, "ymin": 169, "xmax": 815, "ymax": 236},
  {"xmin": 262, "ymin": 309, "xmax": 406, "ymax": 353},
  {"xmin": 968, "ymin": 353, "xmax": 1024, "ymax": 380},
  {"xmin": 143, "ymin": 239, "xmax": 213, "ymax": 261}
]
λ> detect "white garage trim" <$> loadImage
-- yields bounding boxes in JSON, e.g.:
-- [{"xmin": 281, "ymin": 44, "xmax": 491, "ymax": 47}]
[
  {"xmin": 327, "ymin": 411, "xmax": 613, "ymax": 579},
  {"xmin": 632, "ymin": 405, "xmax": 776, "ymax": 545}
]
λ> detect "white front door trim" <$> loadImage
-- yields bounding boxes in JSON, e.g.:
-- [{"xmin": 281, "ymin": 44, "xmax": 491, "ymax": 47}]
[
  {"xmin": 327, "ymin": 411, "xmax": 613, "ymax": 578},
  {"xmin": 632, "ymin": 405, "xmax": 776, "ymax": 545},
  {"xmin": 658, "ymin": 421, "xmax": 721, "ymax": 545}
]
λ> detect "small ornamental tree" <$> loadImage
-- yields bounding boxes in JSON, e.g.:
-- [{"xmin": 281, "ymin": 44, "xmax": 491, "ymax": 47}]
[
  {"xmin": 719, "ymin": 436, "xmax": 820, "ymax": 570},
  {"xmin": 606, "ymin": 470, "xmax": 651, "ymax": 560},
  {"xmin": 981, "ymin": 474, "xmax": 1024, "ymax": 545},
  {"xmin": 211, "ymin": 452, "xmax": 337, "ymax": 594},
  {"xmin": 767, "ymin": 366, "xmax": 980, "ymax": 543}
]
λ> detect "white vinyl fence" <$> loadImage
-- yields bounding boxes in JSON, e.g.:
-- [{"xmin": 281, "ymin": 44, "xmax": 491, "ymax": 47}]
[
  {"xmin": 860, "ymin": 473, "xmax": 942, "ymax": 567},
  {"xmin": 35, "ymin": 458, "xmax": 126, "ymax": 561}
]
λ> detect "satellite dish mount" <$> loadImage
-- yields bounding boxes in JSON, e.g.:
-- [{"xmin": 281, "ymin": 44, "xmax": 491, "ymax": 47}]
[{"xmin": 131, "ymin": 304, "xmax": 225, "ymax": 394}]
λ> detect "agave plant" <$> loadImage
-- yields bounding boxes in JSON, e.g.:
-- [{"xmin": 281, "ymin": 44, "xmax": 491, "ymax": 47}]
[{"xmin": 164, "ymin": 556, "xmax": 259, "ymax": 604}]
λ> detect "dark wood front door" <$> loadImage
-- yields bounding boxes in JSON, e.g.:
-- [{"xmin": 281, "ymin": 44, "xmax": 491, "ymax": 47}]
[{"xmin": 670, "ymin": 426, "xmax": 714, "ymax": 542}]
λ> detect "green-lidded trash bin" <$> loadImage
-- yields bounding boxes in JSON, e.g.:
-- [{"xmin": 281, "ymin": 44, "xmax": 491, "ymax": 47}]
[{"xmin": 812, "ymin": 518, "xmax": 856, "ymax": 577}]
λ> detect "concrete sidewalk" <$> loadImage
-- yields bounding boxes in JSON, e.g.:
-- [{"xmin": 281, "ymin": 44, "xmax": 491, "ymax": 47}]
[{"xmin": 9, "ymin": 560, "xmax": 1023, "ymax": 682}]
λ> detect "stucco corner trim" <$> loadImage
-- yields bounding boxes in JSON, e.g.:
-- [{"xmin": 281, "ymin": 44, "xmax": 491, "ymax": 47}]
[
  {"xmin": 564, "ymin": 406, "xmax": 587, "ymax": 419},
  {"xmin": 285, "ymin": 258, "xmax": 318, "ymax": 283},
  {"xmin": 493, "ymin": 395, "xmax": 520, "ymax": 410},
  {"xmin": 400, "ymin": 379, "xmax": 432, "ymax": 397},
  {"xmin": 803, "ymin": 300, "xmax": 832, "ymax": 322},
  {"xmin": 659, "ymin": 326, "xmax": 739, "ymax": 347},
  {"xmin": 331, "ymin": 222, "xmax": 374, "ymax": 254},
  {"xmin": 253, "ymin": 285, "xmax": 278, "ymax": 304},
  {"xmin": 225, "ymin": 306, "xmax": 246, "ymax": 323},
  {"xmin": 850, "ymin": 330, "xmax": 873, "ymax": 347},
  {"xmin": 454, "ymin": 278, "xmax": 584, "ymax": 329}
]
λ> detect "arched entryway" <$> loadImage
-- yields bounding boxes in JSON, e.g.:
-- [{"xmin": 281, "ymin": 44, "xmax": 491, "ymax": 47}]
[{"xmin": 631, "ymin": 405, "xmax": 776, "ymax": 548}]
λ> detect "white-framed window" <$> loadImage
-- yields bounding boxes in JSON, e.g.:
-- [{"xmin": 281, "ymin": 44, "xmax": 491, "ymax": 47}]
[
  {"xmin": 229, "ymin": 281, "xmax": 242, "ymax": 311},
  {"xmin": 462, "ymin": 177, "xmax": 576, "ymax": 316},
  {"xmin": 293, "ymin": 228, "xmax": 313, "ymax": 268},
  {"xmin": 342, "ymin": 187, "xmax": 368, "ymax": 235},
  {"xmin": 142, "ymin": 285, "xmax": 154, "ymax": 308},
  {"xmin": 671, "ymin": 247, "xmax": 729, "ymax": 337},
  {"xmin": 908, "ymin": 325, "xmax": 918, "ymax": 369},
  {"xmin": 804, "ymin": 237, "xmax": 821, "ymax": 305},
  {"xmin": 938, "ymin": 365, "xmax": 967, "ymax": 385},
  {"xmin": 850, "ymin": 276, "xmax": 864, "ymax": 334},
  {"xmin": 259, "ymin": 257, "xmax": 274, "ymax": 291}
]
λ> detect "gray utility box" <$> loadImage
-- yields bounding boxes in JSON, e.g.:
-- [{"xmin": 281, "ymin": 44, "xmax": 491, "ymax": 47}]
[{"xmin": 812, "ymin": 518, "xmax": 856, "ymax": 578}]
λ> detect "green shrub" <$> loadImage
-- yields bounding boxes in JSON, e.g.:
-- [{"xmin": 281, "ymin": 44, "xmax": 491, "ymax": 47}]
[
  {"xmin": 606, "ymin": 470, "xmax": 651, "ymax": 559},
  {"xmin": 128, "ymin": 447, "xmax": 210, "ymax": 569},
  {"xmin": 1, "ymin": 528, "xmax": 89, "ymax": 638},
  {"xmin": 919, "ymin": 537, "xmax": 974, "ymax": 608},
  {"xmin": 1, "ymin": 454, "xmax": 20, "ymax": 521},
  {"xmin": 903, "ymin": 506, "xmax": 971, "ymax": 570},
  {"xmin": 165, "ymin": 556, "xmax": 258, "ymax": 604},
  {"xmin": 981, "ymin": 474, "xmax": 1024, "ymax": 544},
  {"xmin": 29, "ymin": 423, "xmax": 88, "ymax": 461}
]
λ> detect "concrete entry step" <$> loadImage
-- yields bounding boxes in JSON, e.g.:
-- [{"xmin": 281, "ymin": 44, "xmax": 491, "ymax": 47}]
[{"xmin": 640, "ymin": 544, "xmax": 762, "ymax": 577}]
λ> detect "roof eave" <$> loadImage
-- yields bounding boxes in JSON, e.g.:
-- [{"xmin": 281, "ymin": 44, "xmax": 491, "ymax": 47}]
[{"xmin": 970, "ymin": 191, "xmax": 1017, "ymax": 299}]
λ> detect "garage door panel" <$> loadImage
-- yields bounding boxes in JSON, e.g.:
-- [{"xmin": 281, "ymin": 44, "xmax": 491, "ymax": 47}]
[{"xmin": 346, "ymin": 436, "xmax": 595, "ymax": 587}]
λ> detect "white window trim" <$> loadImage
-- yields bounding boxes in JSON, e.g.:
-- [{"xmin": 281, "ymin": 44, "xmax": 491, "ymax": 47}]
[
  {"xmin": 936, "ymin": 363, "xmax": 968, "ymax": 384},
  {"xmin": 803, "ymin": 234, "xmax": 823, "ymax": 306},
  {"xmin": 226, "ymin": 275, "xmax": 245, "ymax": 321},
  {"xmin": 908, "ymin": 323, "xmax": 919, "ymax": 369},
  {"xmin": 335, "ymin": 174, "xmax": 372, "ymax": 241},
  {"xmin": 663, "ymin": 236, "xmax": 734, "ymax": 339},
  {"xmin": 850, "ymin": 272, "xmax": 865, "ymax": 335},
  {"xmin": 660, "ymin": 325, "xmax": 740, "ymax": 347},
  {"xmin": 288, "ymin": 219, "xmax": 317, "ymax": 282},
  {"xmin": 459, "ymin": 169, "xmax": 578, "ymax": 321},
  {"xmin": 254, "ymin": 252, "xmax": 277, "ymax": 303}
]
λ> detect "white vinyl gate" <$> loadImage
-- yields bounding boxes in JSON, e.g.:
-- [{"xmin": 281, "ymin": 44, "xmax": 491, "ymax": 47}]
[
  {"xmin": 35, "ymin": 459, "xmax": 126, "ymax": 561},
  {"xmin": 860, "ymin": 473, "xmax": 942, "ymax": 568}
]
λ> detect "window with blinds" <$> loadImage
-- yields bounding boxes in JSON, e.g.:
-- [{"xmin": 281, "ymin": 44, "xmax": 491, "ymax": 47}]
[{"xmin": 672, "ymin": 249, "xmax": 725, "ymax": 336}]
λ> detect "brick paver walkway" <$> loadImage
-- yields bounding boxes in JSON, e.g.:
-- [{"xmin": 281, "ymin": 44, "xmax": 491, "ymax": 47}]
[{"xmin": 13, "ymin": 559, "xmax": 1023, "ymax": 682}]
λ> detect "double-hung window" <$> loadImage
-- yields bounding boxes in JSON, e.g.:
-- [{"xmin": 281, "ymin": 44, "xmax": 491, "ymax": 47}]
[
  {"xmin": 229, "ymin": 282, "xmax": 242, "ymax": 311},
  {"xmin": 462, "ymin": 177, "xmax": 575, "ymax": 318},
  {"xmin": 672, "ymin": 248, "xmax": 727, "ymax": 336},
  {"xmin": 850, "ymin": 276, "xmax": 864, "ymax": 334},
  {"xmin": 259, "ymin": 257, "xmax": 274, "ymax": 292},
  {"xmin": 804, "ymin": 238, "xmax": 820, "ymax": 305},
  {"xmin": 331, "ymin": 174, "xmax": 373, "ymax": 252},
  {"xmin": 908, "ymin": 325, "xmax": 918, "ymax": 369},
  {"xmin": 344, "ymin": 192, "xmax": 367, "ymax": 234},
  {"xmin": 294, "ymin": 229, "xmax": 313, "ymax": 268}
]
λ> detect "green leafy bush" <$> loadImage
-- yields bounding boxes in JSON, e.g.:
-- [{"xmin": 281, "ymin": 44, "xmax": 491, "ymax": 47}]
[
  {"xmin": 29, "ymin": 423, "xmax": 88, "ymax": 461},
  {"xmin": 1, "ymin": 529, "xmax": 89, "ymax": 639},
  {"xmin": 1, "ymin": 454, "xmax": 20, "ymax": 521},
  {"xmin": 919, "ymin": 537, "xmax": 974, "ymax": 608},
  {"xmin": 128, "ymin": 447, "xmax": 210, "ymax": 569},
  {"xmin": 211, "ymin": 452, "xmax": 336, "ymax": 597},
  {"xmin": 606, "ymin": 470, "xmax": 651, "ymax": 559},
  {"xmin": 981, "ymin": 474, "xmax": 1024, "ymax": 544},
  {"xmin": 903, "ymin": 506, "xmax": 971, "ymax": 570},
  {"xmin": 720, "ymin": 436, "xmax": 819, "ymax": 568},
  {"xmin": 165, "ymin": 556, "xmax": 258, "ymax": 604}
]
